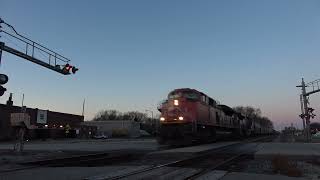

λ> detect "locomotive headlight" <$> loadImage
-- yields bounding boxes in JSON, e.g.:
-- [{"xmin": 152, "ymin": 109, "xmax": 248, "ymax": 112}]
[
  {"xmin": 160, "ymin": 117, "xmax": 165, "ymax": 121},
  {"xmin": 178, "ymin": 116, "xmax": 184, "ymax": 120},
  {"xmin": 174, "ymin": 100, "xmax": 179, "ymax": 106}
]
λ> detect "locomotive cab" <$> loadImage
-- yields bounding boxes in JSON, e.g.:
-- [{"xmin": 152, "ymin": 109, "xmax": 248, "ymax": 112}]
[{"xmin": 159, "ymin": 89, "xmax": 200, "ymax": 123}]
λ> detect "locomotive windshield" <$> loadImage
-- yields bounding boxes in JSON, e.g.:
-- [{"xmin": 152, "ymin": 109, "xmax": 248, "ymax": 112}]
[
  {"xmin": 168, "ymin": 91, "xmax": 199, "ymax": 100},
  {"xmin": 168, "ymin": 92, "xmax": 182, "ymax": 99},
  {"xmin": 184, "ymin": 92, "xmax": 199, "ymax": 100}
]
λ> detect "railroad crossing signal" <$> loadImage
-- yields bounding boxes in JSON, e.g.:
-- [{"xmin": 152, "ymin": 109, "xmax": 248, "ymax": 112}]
[
  {"xmin": 0, "ymin": 18, "xmax": 79, "ymax": 75},
  {"xmin": 0, "ymin": 18, "xmax": 79, "ymax": 97},
  {"xmin": 297, "ymin": 78, "xmax": 320, "ymax": 142}
]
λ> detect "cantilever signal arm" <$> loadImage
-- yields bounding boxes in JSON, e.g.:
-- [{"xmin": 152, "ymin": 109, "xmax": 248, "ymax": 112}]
[
  {"xmin": 0, "ymin": 18, "xmax": 78, "ymax": 75},
  {"xmin": 0, "ymin": 42, "xmax": 70, "ymax": 75}
]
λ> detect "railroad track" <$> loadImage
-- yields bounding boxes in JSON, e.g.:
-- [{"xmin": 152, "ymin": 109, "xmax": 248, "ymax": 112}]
[
  {"xmin": 0, "ymin": 143, "xmax": 181, "ymax": 175},
  {"xmin": 0, "ymin": 151, "xmax": 138, "ymax": 174},
  {"xmin": 184, "ymin": 145, "xmax": 258, "ymax": 180},
  {"xmin": 0, "ymin": 136, "xmax": 274, "ymax": 178},
  {"xmin": 86, "ymin": 136, "xmax": 274, "ymax": 180}
]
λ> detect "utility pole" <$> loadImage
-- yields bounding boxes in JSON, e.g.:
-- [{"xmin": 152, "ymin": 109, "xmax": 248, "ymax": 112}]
[
  {"xmin": 146, "ymin": 109, "xmax": 157, "ymax": 134},
  {"xmin": 82, "ymin": 99, "xmax": 85, "ymax": 117}
]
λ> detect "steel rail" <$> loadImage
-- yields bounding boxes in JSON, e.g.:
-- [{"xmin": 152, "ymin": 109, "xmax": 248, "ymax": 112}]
[
  {"xmin": 185, "ymin": 136, "xmax": 274, "ymax": 179},
  {"xmin": 184, "ymin": 142, "xmax": 264, "ymax": 180}
]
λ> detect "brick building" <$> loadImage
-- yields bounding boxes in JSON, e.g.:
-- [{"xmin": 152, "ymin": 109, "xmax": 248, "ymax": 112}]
[{"xmin": 0, "ymin": 95, "xmax": 85, "ymax": 140}]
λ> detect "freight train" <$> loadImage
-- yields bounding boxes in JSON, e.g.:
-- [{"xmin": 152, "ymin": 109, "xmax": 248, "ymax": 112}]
[{"xmin": 157, "ymin": 88, "xmax": 273, "ymax": 145}]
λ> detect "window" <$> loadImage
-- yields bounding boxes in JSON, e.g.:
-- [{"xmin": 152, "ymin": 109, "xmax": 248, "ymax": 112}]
[
  {"xmin": 209, "ymin": 98, "xmax": 216, "ymax": 106},
  {"xmin": 169, "ymin": 91, "xmax": 200, "ymax": 101},
  {"xmin": 168, "ymin": 92, "xmax": 181, "ymax": 99},
  {"xmin": 201, "ymin": 96, "xmax": 208, "ymax": 104},
  {"xmin": 184, "ymin": 92, "xmax": 199, "ymax": 100}
]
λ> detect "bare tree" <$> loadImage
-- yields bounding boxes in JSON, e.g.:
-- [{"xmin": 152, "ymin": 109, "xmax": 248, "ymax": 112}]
[
  {"xmin": 93, "ymin": 110, "xmax": 122, "ymax": 121},
  {"xmin": 233, "ymin": 106, "xmax": 273, "ymax": 129},
  {"xmin": 92, "ymin": 110, "xmax": 148, "ymax": 122}
]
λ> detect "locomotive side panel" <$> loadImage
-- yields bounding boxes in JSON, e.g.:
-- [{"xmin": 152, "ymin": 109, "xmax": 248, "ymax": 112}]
[
  {"xmin": 209, "ymin": 106, "xmax": 217, "ymax": 125},
  {"xmin": 196, "ymin": 102, "xmax": 210, "ymax": 125}
]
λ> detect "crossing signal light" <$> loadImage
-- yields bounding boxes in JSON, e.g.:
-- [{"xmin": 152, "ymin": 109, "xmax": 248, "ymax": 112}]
[
  {"xmin": 62, "ymin": 64, "xmax": 71, "ymax": 74},
  {"xmin": 0, "ymin": 74, "xmax": 8, "ymax": 85},
  {"xmin": 0, "ymin": 74, "xmax": 8, "ymax": 96},
  {"xmin": 71, "ymin": 66, "xmax": 79, "ymax": 74},
  {"xmin": 0, "ymin": 86, "xmax": 6, "ymax": 96},
  {"xmin": 62, "ymin": 64, "xmax": 78, "ymax": 74},
  {"xmin": 65, "ymin": 64, "xmax": 72, "ymax": 71}
]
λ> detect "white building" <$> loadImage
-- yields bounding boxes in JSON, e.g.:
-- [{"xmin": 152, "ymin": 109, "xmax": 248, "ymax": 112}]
[{"xmin": 81, "ymin": 120, "xmax": 140, "ymax": 138}]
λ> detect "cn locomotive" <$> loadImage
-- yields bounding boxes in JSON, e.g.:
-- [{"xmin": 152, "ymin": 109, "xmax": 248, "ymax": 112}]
[{"xmin": 157, "ymin": 88, "xmax": 272, "ymax": 145}]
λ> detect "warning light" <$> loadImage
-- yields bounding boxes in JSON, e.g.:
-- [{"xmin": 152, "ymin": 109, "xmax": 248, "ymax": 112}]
[
  {"xmin": 71, "ymin": 66, "xmax": 79, "ymax": 74},
  {"xmin": 0, "ymin": 74, "xmax": 8, "ymax": 96},
  {"xmin": 66, "ymin": 65, "xmax": 71, "ymax": 71},
  {"xmin": 62, "ymin": 64, "xmax": 78, "ymax": 74},
  {"xmin": 0, "ymin": 74, "xmax": 8, "ymax": 85},
  {"xmin": 0, "ymin": 86, "xmax": 6, "ymax": 96}
]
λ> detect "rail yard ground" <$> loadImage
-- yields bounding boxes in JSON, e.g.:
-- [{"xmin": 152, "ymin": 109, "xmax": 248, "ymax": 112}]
[{"xmin": 0, "ymin": 137, "xmax": 319, "ymax": 180}]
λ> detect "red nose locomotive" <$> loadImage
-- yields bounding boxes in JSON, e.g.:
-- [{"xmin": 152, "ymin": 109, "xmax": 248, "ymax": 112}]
[{"xmin": 157, "ymin": 88, "xmax": 272, "ymax": 145}]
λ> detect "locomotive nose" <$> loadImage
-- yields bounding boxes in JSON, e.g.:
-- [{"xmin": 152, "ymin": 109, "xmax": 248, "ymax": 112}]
[
  {"xmin": 168, "ymin": 107, "xmax": 181, "ymax": 116},
  {"xmin": 166, "ymin": 107, "xmax": 186, "ymax": 121}
]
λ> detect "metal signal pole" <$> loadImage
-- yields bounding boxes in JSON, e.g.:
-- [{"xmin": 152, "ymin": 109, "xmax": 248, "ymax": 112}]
[
  {"xmin": 299, "ymin": 94, "xmax": 306, "ymax": 129},
  {"xmin": 301, "ymin": 79, "xmax": 311, "ymax": 141}
]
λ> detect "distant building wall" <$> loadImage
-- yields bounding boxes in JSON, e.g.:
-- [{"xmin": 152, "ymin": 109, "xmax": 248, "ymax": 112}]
[
  {"xmin": 0, "ymin": 103, "xmax": 84, "ymax": 140},
  {"xmin": 82, "ymin": 120, "xmax": 140, "ymax": 138}
]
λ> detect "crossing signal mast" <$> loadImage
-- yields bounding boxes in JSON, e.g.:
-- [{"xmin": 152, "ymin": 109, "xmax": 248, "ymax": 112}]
[
  {"xmin": 296, "ymin": 78, "xmax": 320, "ymax": 142},
  {"xmin": 0, "ymin": 18, "xmax": 79, "ymax": 96}
]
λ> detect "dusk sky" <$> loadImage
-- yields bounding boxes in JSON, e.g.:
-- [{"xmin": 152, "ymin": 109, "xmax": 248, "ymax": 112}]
[{"xmin": 1, "ymin": 0, "xmax": 320, "ymax": 130}]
